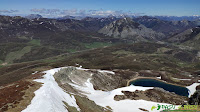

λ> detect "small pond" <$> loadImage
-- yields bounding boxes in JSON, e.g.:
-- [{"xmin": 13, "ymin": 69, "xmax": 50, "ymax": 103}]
[{"xmin": 129, "ymin": 78, "xmax": 189, "ymax": 96}]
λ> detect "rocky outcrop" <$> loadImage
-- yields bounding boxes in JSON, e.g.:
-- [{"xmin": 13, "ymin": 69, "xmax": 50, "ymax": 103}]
[
  {"xmin": 114, "ymin": 87, "xmax": 188, "ymax": 105},
  {"xmin": 54, "ymin": 67, "xmax": 123, "ymax": 93},
  {"xmin": 188, "ymin": 90, "xmax": 200, "ymax": 105}
]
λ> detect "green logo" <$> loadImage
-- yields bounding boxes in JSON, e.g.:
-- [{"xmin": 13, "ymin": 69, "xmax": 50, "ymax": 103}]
[
  {"xmin": 151, "ymin": 106, "xmax": 156, "ymax": 111},
  {"xmin": 151, "ymin": 104, "xmax": 198, "ymax": 111}
]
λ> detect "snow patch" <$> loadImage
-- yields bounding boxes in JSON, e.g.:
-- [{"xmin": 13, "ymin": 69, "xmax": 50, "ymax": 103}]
[
  {"xmin": 31, "ymin": 71, "xmax": 38, "ymax": 75},
  {"xmin": 172, "ymin": 77, "xmax": 191, "ymax": 81},
  {"xmin": 197, "ymin": 52, "xmax": 200, "ymax": 58},
  {"xmin": 76, "ymin": 67, "xmax": 89, "ymax": 71},
  {"xmin": 22, "ymin": 67, "xmax": 80, "ymax": 112},
  {"xmin": 157, "ymin": 76, "xmax": 161, "ymax": 79},
  {"xmin": 187, "ymin": 83, "xmax": 200, "ymax": 97},
  {"xmin": 98, "ymin": 70, "xmax": 115, "ymax": 74}
]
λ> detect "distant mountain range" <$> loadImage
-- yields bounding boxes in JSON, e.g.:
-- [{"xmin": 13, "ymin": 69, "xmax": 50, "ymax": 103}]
[
  {"xmin": 0, "ymin": 15, "xmax": 199, "ymax": 44},
  {"xmin": 25, "ymin": 14, "xmax": 43, "ymax": 19},
  {"xmin": 20, "ymin": 14, "xmax": 200, "ymax": 21},
  {"xmin": 153, "ymin": 16, "xmax": 200, "ymax": 21},
  {"xmin": 57, "ymin": 15, "xmax": 84, "ymax": 20}
]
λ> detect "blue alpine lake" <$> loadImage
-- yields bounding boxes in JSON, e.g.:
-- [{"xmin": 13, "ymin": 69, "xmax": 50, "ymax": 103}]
[{"xmin": 129, "ymin": 78, "xmax": 189, "ymax": 96}]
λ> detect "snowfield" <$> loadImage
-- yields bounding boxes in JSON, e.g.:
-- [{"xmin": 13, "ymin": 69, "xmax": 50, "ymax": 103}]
[
  {"xmin": 70, "ymin": 78, "xmax": 179, "ymax": 112},
  {"xmin": 22, "ymin": 67, "xmax": 200, "ymax": 112},
  {"xmin": 22, "ymin": 67, "xmax": 80, "ymax": 112}
]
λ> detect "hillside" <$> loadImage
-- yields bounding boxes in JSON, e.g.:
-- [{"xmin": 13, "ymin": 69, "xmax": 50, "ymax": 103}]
[
  {"xmin": 133, "ymin": 16, "xmax": 198, "ymax": 37},
  {"xmin": 168, "ymin": 27, "xmax": 200, "ymax": 49},
  {"xmin": 1, "ymin": 42, "xmax": 200, "ymax": 111},
  {"xmin": 1, "ymin": 42, "xmax": 199, "ymax": 85},
  {"xmin": 0, "ymin": 15, "xmax": 121, "ymax": 64}
]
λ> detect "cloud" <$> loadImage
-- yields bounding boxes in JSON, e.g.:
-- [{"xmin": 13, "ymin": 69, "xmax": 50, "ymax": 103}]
[
  {"xmin": 0, "ymin": 10, "xmax": 19, "ymax": 14},
  {"xmin": 88, "ymin": 10, "xmax": 127, "ymax": 16},
  {"xmin": 30, "ymin": 8, "xmax": 60, "ymax": 14},
  {"xmin": 78, "ymin": 9, "xmax": 86, "ymax": 16},
  {"xmin": 89, "ymin": 10, "xmax": 114, "ymax": 16},
  {"xmin": 87, "ymin": 10, "xmax": 144, "ymax": 17},
  {"xmin": 61, "ymin": 9, "xmax": 78, "ymax": 15},
  {"xmin": 60, "ymin": 9, "xmax": 88, "ymax": 16},
  {"xmin": 30, "ymin": 8, "xmax": 145, "ymax": 17}
]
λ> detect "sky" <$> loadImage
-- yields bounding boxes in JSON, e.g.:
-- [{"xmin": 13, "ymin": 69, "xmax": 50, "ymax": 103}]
[{"xmin": 0, "ymin": 0, "xmax": 200, "ymax": 17}]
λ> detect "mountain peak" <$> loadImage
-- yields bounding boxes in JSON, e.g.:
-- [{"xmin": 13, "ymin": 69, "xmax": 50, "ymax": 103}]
[
  {"xmin": 98, "ymin": 17, "xmax": 164, "ymax": 41},
  {"xmin": 113, "ymin": 17, "xmax": 140, "ymax": 28}
]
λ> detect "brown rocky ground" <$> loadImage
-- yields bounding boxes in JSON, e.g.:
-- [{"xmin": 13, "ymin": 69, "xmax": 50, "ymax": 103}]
[
  {"xmin": 0, "ymin": 72, "xmax": 44, "ymax": 112},
  {"xmin": 54, "ymin": 67, "xmax": 138, "ymax": 93},
  {"xmin": 114, "ymin": 88, "xmax": 188, "ymax": 105}
]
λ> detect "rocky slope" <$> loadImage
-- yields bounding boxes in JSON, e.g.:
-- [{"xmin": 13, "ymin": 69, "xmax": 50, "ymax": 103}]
[
  {"xmin": 98, "ymin": 17, "xmax": 164, "ymax": 41},
  {"xmin": 168, "ymin": 27, "xmax": 200, "ymax": 42},
  {"xmin": 189, "ymin": 90, "xmax": 200, "ymax": 105}
]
